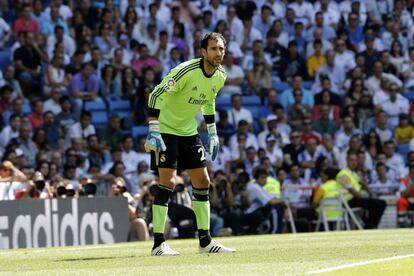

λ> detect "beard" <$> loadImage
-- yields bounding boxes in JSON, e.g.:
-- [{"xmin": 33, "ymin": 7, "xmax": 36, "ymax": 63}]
[{"xmin": 206, "ymin": 56, "xmax": 222, "ymax": 68}]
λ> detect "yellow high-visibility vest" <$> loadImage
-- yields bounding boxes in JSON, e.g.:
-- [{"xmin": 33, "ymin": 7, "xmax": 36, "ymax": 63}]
[
  {"xmin": 336, "ymin": 168, "xmax": 361, "ymax": 201},
  {"xmin": 263, "ymin": 176, "xmax": 281, "ymax": 198}
]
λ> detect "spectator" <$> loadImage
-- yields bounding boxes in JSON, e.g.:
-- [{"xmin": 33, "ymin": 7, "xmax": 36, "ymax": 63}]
[
  {"xmin": 335, "ymin": 116, "xmax": 361, "ymax": 151},
  {"xmin": 43, "ymin": 111, "xmax": 61, "ymax": 150},
  {"xmin": 0, "ymin": 114, "xmax": 21, "ymax": 153},
  {"xmin": 245, "ymin": 167, "xmax": 285, "ymax": 234},
  {"xmin": 121, "ymin": 135, "xmax": 141, "ymax": 175},
  {"xmin": 66, "ymin": 111, "xmax": 95, "ymax": 143},
  {"xmin": 378, "ymin": 83, "xmax": 409, "ymax": 129},
  {"xmin": 336, "ymin": 151, "xmax": 386, "ymax": 229},
  {"xmin": 0, "ymin": 65, "xmax": 23, "ymax": 100},
  {"xmin": 131, "ymin": 43, "xmax": 161, "ymax": 78},
  {"xmin": 282, "ymin": 131, "xmax": 305, "ymax": 169},
  {"xmin": 263, "ymin": 134, "xmax": 283, "ymax": 168},
  {"xmin": 227, "ymin": 94, "xmax": 254, "ymax": 129},
  {"xmin": 13, "ymin": 4, "xmax": 40, "ymax": 34},
  {"xmin": 312, "ymin": 104, "xmax": 338, "ymax": 136},
  {"xmin": 279, "ymin": 41, "xmax": 307, "ymax": 81},
  {"xmin": 44, "ymin": 54, "xmax": 69, "ymax": 96},
  {"xmin": 370, "ymin": 162, "xmax": 399, "ymax": 196},
  {"xmin": 97, "ymin": 114, "xmax": 123, "ymax": 150},
  {"xmin": 216, "ymin": 109, "xmax": 236, "ymax": 144},
  {"xmin": 18, "ymin": 124, "xmax": 38, "ymax": 168},
  {"xmin": 372, "ymin": 111, "xmax": 393, "ymax": 143},
  {"xmin": 221, "ymin": 52, "xmax": 244, "ymax": 97},
  {"xmin": 68, "ymin": 62, "xmax": 102, "ymax": 120},
  {"xmin": 246, "ymin": 58, "xmax": 272, "ymax": 96},
  {"xmin": 383, "ymin": 140, "xmax": 405, "ymax": 176},
  {"xmin": 99, "ymin": 64, "xmax": 121, "ymax": 103},
  {"xmin": 44, "ymin": 88, "xmax": 63, "ymax": 115},
  {"xmin": 41, "ymin": 5, "xmax": 69, "ymax": 36},
  {"xmin": 27, "ymin": 99, "xmax": 44, "ymax": 130},
  {"xmin": 395, "ymin": 113, "xmax": 414, "ymax": 145},
  {"xmin": 307, "ymin": 39, "xmax": 326, "ymax": 78}
]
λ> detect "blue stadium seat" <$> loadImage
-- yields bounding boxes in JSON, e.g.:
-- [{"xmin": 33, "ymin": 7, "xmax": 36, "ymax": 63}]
[
  {"xmin": 242, "ymin": 95, "xmax": 261, "ymax": 106},
  {"xmin": 91, "ymin": 111, "xmax": 108, "ymax": 128},
  {"xmin": 22, "ymin": 102, "xmax": 31, "ymax": 115},
  {"xmin": 249, "ymin": 106, "xmax": 260, "ymax": 120},
  {"xmin": 0, "ymin": 49, "xmax": 11, "ymax": 70},
  {"xmin": 303, "ymin": 81, "xmax": 314, "ymax": 90},
  {"xmin": 216, "ymin": 96, "xmax": 231, "ymax": 107},
  {"xmin": 397, "ymin": 143, "xmax": 410, "ymax": 163},
  {"xmin": 116, "ymin": 110, "xmax": 131, "ymax": 118},
  {"xmin": 84, "ymin": 101, "xmax": 106, "ymax": 111},
  {"xmin": 132, "ymin": 126, "xmax": 149, "ymax": 138},
  {"xmin": 109, "ymin": 100, "xmax": 131, "ymax": 112},
  {"xmin": 403, "ymin": 91, "xmax": 414, "ymax": 102},
  {"xmin": 273, "ymin": 81, "xmax": 289, "ymax": 93}
]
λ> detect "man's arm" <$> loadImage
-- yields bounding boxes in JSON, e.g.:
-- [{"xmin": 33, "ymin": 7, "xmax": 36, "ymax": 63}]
[{"xmin": 337, "ymin": 174, "xmax": 362, "ymax": 198}]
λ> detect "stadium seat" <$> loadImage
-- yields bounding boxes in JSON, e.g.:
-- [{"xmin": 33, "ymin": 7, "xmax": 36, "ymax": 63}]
[
  {"xmin": 242, "ymin": 95, "xmax": 261, "ymax": 106},
  {"xmin": 249, "ymin": 106, "xmax": 260, "ymax": 120},
  {"xmin": 0, "ymin": 49, "xmax": 11, "ymax": 70},
  {"xmin": 22, "ymin": 102, "xmax": 31, "ymax": 115},
  {"xmin": 216, "ymin": 96, "xmax": 231, "ymax": 107},
  {"xmin": 132, "ymin": 125, "xmax": 149, "ymax": 138},
  {"xmin": 109, "ymin": 100, "xmax": 131, "ymax": 112},
  {"xmin": 397, "ymin": 143, "xmax": 410, "ymax": 163},
  {"xmin": 403, "ymin": 91, "xmax": 414, "ymax": 102},
  {"xmin": 272, "ymin": 81, "xmax": 289, "ymax": 93},
  {"xmin": 303, "ymin": 81, "xmax": 314, "ymax": 90},
  {"xmin": 91, "ymin": 111, "xmax": 108, "ymax": 128},
  {"xmin": 84, "ymin": 101, "xmax": 106, "ymax": 111}
]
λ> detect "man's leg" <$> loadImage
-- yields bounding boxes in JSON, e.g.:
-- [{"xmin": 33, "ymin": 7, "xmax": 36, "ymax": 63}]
[
  {"xmin": 187, "ymin": 168, "xmax": 235, "ymax": 253},
  {"xmin": 152, "ymin": 168, "xmax": 176, "ymax": 249},
  {"xmin": 349, "ymin": 197, "xmax": 386, "ymax": 228},
  {"xmin": 187, "ymin": 168, "xmax": 212, "ymax": 247}
]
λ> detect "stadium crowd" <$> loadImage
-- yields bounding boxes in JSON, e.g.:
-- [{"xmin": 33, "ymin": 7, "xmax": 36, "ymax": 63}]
[{"xmin": 2, "ymin": 0, "xmax": 414, "ymax": 239}]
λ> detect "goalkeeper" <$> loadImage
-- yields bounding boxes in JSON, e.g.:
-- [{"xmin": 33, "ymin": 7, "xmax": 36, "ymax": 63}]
[{"xmin": 145, "ymin": 32, "xmax": 236, "ymax": 256}]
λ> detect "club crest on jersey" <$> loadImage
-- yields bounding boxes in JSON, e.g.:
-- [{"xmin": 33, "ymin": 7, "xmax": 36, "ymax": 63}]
[{"xmin": 163, "ymin": 78, "xmax": 176, "ymax": 91}]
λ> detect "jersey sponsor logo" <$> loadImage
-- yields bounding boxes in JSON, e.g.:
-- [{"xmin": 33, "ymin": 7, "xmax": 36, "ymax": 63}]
[
  {"xmin": 163, "ymin": 78, "xmax": 176, "ymax": 91},
  {"xmin": 160, "ymin": 154, "xmax": 166, "ymax": 163},
  {"xmin": 188, "ymin": 93, "xmax": 209, "ymax": 105}
]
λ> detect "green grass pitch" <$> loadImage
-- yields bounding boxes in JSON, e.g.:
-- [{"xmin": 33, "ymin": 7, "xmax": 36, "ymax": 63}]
[{"xmin": 1, "ymin": 229, "xmax": 414, "ymax": 275}]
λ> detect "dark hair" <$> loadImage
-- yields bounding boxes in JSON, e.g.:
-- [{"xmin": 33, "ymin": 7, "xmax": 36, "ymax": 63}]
[
  {"xmin": 80, "ymin": 110, "xmax": 92, "ymax": 119},
  {"xmin": 253, "ymin": 166, "xmax": 268, "ymax": 180},
  {"xmin": 200, "ymin": 32, "xmax": 226, "ymax": 50}
]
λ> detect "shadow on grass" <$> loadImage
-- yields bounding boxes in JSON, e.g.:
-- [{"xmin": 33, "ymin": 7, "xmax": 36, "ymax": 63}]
[{"xmin": 57, "ymin": 256, "xmax": 135, "ymax": 262}]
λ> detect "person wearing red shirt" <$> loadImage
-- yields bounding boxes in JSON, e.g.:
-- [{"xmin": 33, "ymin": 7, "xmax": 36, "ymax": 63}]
[
  {"xmin": 300, "ymin": 117, "xmax": 321, "ymax": 145},
  {"xmin": 397, "ymin": 164, "xmax": 414, "ymax": 227},
  {"xmin": 13, "ymin": 4, "xmax": 40, "ymax": 34},
  {"xmin": 27, "ymin": 99, "xmax": 44, "ymax": 130}
]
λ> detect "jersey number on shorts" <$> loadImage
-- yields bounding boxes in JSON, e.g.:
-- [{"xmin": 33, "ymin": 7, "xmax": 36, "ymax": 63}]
[{"xmin": 198, "ymin": 147, "xmax": 206, "ymax": 161}]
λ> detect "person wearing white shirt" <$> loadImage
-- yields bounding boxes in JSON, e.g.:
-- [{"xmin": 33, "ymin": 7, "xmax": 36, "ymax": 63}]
[
  {"xmin": 252, "ymin": 5, "xmax": 275, "ymax": 39},
  {"xmin": 335, "ymin": 116, "xmax": 361, "ymax": 151},
  {"xmin": 264, "ymin": 134, "xmax": 283, "ymax": 167},
  {"xmin": 316, "ymin": 133, "xmax": 340, "ymax": 168},
  {"xmin": 298, "ymin": 138, "xmax": 323, "ymax": 183},
  {"xmin": 313, "ymin": 0, "xmax": 340, "ymax": 28},
  {"xmin": 43, "ymin": 88, "xmax": 63, "ymax": 115},
  {"xmin": 264, "ymin": 0, "xmax": 286, "ymax": 20},
  {"xmin": 315, "ymin": 50, "xmax": 346, "ymax": 94},
  {"xmin": 0, "ymin": 17, "xmax": 11, "ymax": 48},
  {"xmin": 229, "ymin": 120, "xmax": 259, "ymax": 156},
  {"xmin": 288, "ymin": 0, "xmax": 314, "ymax": 27},
  {"xmin": 227, "ymin": 94, "xmax": 254, "ymax": 128},
  {"xmin": 222, "ymin": 29, "xmax": 244, "ymax": 61},
  {"xmin": 66, "ymin": 111, "xmax": 96, "ymax": 142},
  {"xmin": 226, "ymin": 5, "xmax": 245, "ymax": 46},
  {"xmin": 121, "ymin": 135, "xmax": 141, "ymax": 175},
  {"xmin": 384, "ymin": 140, "xmax": 406, "ymax": 177},
  {"xmin": 0, "ymin": 114, "xmax": 21, "ymax": 152},
  {"xmin": 378, "ymin": 83, "xmax": 410, "ymax": 129},
  {"xmin": 47, "ymin": 26, "xmax": 76, "ymax": 59},
  {"xmin": 241, "ymin": 18, "xmax": 264, "ymax": 53},
  {"xmin": 338, "ymin": 135, "xmax": 373, "ymax": 171},
  {"xmin": 365, "ymin": 61, "xmax": 403, "ymax": 95},
  {"xmin": 339, "ymin": 0, "xmax": 367, "ymax": 26},
  {"xmin": 44, "ymin": 0, "xmax": 73, "ymax": 21},
  {"xmin": 221, "ymin": 52, "xmax": 245, "ymax": 97},
  {"xmin": 334, "ymin": 38, "xmax": 356, "ymax": 73},
  {"xmin": 305, "ymin": 28, "xmax": 333, "ymax": 58},
  {"xmin": 204, "ymin": 0, "xmax": 227, "ymax": 23}
]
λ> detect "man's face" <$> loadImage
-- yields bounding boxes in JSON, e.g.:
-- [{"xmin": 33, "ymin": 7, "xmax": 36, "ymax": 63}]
[
  {"xmin": 81, "ymin": 115, "xmax": 91, "ymax": 128},
  {"xmin": 109, "ymin": 117, "xmax": 120, "ymax": 129},
  {"xmin": 82, "ymin": 65, "xmax": 92, "ymax": 78},
  {"xmin": 384, "ymin": 143, "xmax": 395, "ymax": 156},
  {"xmin": 11, "ymin": 117, "xmax": 21, "ymax": 130},
  {"xmin": 202, "ymin": 38, "xmax": 225, "ymax": 68},
  {"xmin": 347, "ymin": 154, "xmax": 358, "ymax": 170},
  {"xmin": 256, "ymin": 174, "xmax": 267, "ymax": 186},
  {"xmin": 123, "ymin": 138, "xmax": 134, "ymax": 151},
  {"xmin": 232, "ymin": 96, "xmax": 242, "ymax": 109},
  {"xmin": 292, "ymin": 76, "xmax": 302, "ymax": 89},
  {"xmin": 291, "ymin": 166, "xmax": 300, "ymax": 178},
  {"xmin": 23, "ymin": 6, "xmax": 32, "ymax": 20},
  {"xmin": 44, "ymin": 113, "xmax": 54, "ymax": 125}
]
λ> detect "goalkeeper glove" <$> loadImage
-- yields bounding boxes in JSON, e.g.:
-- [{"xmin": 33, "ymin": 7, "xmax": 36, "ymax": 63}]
[
  {"xmin": 144, "ymin": 120, "xmax": 166, "ymax": 165},
  {"xmin": 205, "ymin": 123, "xmax": 219, "ymax": 161}
]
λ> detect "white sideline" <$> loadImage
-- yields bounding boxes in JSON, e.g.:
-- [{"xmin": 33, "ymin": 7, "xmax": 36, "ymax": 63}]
[
  {"xmin": 306, "ymin": 253, "xmax": 414, "ymax": 274},
  {"xmin": 0, "ymin": 243, "xmax": 139, "ymax": 255}
]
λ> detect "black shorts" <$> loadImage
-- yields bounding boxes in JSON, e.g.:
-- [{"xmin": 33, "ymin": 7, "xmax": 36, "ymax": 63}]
[{"xmin": 150, "ymin": 133, "xmax": 207, "ymax": 171}]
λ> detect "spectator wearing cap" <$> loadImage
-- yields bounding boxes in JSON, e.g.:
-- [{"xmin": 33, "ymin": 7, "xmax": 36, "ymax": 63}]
[
  {"xmin": 279, "ymin": 74, "xmax": 313, "ymax": 112},
  {"xmin": 264, "ymin": 134, "xmax": 283, "ymax": 168},
  {"xmin": 221, "ymin": 52, "xmax": 244, "ymax": 97},
  {"xmin": 258, "ymin": 114, "xmax": 282, "ymax": 149},
  {"xmin": 0, "ymin": 114, "xmax": 21, "ymax": 153}
]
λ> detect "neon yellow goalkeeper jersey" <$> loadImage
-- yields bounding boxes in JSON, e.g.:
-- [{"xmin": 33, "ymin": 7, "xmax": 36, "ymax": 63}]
[{"xmin": 148, "ymin": 58, "xmax": 227, "ymax": 136}]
